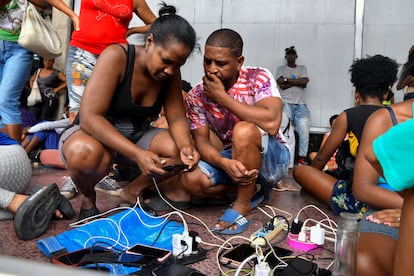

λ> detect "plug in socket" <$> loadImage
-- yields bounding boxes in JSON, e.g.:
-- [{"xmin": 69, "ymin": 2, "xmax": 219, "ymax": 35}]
[{"xmin": 172, "ymin": 233, "xmax": 193, "ymax": 257}]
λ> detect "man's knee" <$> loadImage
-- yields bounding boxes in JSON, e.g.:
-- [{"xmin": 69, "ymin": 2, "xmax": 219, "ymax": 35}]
[
  {"xmin": 232, "ymin": 121, "xmax": 261, "ymax": 145},
  {"xmin": 181, "ymin": 168, "xmax": 211, "ymax": 196}
]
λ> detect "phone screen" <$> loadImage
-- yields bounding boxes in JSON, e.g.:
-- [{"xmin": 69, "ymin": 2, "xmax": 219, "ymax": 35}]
[
  {"xmin": 222, "ymin": 243, "xmax": 255, "ymax": 263},
  {"xmin": 52, "ymin": 246, "xmax": 114, "ymax": 266},
  {"xmin": 264, "ymin": 246, "xmax": 293, "ymax": 268},
  {"xmin": 162, "ymin": 164, "xmax": 189, "ymax": 171},
  {"xmin": 126, "ymin": 244, "xmax": 171, "ymax": 259}
]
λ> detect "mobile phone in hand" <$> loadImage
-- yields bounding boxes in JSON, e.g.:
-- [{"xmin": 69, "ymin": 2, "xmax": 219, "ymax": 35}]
[
  {"xmin": 162, "ymin": 164, "xmax": 189, "ymax": 172},
  {"xmin": 126, "ymin": 244, "xmax": 171, "ymax": 263}
]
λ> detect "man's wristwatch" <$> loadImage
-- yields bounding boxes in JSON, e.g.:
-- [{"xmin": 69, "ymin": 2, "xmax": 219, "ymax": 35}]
[{"xmin": 283, "ymin": 78, "xmax": 288, "ymax": 82}]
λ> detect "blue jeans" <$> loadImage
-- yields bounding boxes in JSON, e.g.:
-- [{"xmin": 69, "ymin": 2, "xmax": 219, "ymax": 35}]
[
  {"xmin": 66, "ymin": 46, "xmax": 99, "ymax": 113},
  {"xmin": 198, "ymin": 135, "xmax": 290, "ymax": 198},
  {"xmin": 0, "ymin": 41, "xmax": 33, "ymax": 127},
  {"xmin": 283, "ymin": 102, "xmax": 310, "ymax": 157}
]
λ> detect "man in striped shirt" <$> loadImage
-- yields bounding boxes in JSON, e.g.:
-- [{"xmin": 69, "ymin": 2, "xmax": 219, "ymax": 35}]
[{"xmin": 181, "ymin": 28, "xmax": 290, "ymax": 235}]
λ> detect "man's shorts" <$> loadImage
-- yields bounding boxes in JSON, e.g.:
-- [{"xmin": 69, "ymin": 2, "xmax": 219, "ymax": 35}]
[
  {"xmin": 330, "ymin": 179, "xmax": 367, "ymax": 218},
  {"xmin": 198, "ymin": 134, "xmax": 290, "ymax": 198}
]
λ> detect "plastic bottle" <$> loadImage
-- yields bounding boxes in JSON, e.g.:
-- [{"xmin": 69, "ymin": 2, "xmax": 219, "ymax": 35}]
[{"xmin": 332, "ymin": 212, "xmax": 360, "ymax": 276}]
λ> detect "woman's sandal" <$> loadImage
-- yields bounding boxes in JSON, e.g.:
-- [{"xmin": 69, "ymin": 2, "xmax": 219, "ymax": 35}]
[
  {"xmin": 27, "ymin": 184, "xmax": 75, "ymax": 219},
  {"xmin": 14, "ymin": 184, "xmax": 63, "ymax": 240}
]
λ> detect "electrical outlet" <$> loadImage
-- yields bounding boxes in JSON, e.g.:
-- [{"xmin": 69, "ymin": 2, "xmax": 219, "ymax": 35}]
[
  {"xmin": 172, "ymin": 233, "xmax": 193, "ymax": 257},
  {"xmin": 250, "ymin": 218, "xmax": 285, "ymax": 246}
]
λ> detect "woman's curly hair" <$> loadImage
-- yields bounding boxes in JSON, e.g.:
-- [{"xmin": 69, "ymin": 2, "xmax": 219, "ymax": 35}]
[{"xmin": 349, "ymin": 55, "xmax": 398, "ymax": 98}]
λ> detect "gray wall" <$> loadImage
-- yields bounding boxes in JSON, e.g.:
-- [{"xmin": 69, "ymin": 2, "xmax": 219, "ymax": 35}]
[{"xmin": 127, "ymin": 0, "xmax": 414, "ymax": 131}]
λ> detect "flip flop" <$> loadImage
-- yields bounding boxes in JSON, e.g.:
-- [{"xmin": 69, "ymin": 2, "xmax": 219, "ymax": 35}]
[
  {"xmin": 272, "ymin": 180, "xmax": 301, "ymax": 192},
  {"xmin": 212, "ymin": 208, "xmax": 251, "ymax": 235},
  {"xmin": 14, "ymin": 183, "xmax": 62, "ymax": 240},
  {"xmin": 144, "ymin": 192, "xmax": 191, "ymax": 212},
  {"xmin": 272, "ymin": 186, "xmax": 300, "ymax": 192}
]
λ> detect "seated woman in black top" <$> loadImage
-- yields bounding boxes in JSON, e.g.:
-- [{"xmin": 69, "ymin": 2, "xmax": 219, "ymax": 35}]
[{"xmin": 59, "ymin": 4, "xmax": 200, "ymax": 220}]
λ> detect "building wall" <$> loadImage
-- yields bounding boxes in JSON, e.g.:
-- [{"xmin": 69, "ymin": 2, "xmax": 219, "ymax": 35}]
[{"xmin": 63, "ymin": 0, "xmax": 414, "ymax": 130}]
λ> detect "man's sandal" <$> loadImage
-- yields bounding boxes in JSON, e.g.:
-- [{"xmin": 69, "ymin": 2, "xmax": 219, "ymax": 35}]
[{"xmin": 212, "ymin": 208, "xmax": 251, "ymax": 235}]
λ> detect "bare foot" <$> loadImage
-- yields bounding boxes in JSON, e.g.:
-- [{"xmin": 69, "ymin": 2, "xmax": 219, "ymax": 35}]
[
  {"xmin": 54, "ymin": 209, "xmax": 64, "ymax": 219},
  {"xmin": 273, "ymin": 179, "xmax": 301, "ymax": 192},
  {"xmin": 119, "ymin": 189, "xmax": 140, "ymax": 205}
]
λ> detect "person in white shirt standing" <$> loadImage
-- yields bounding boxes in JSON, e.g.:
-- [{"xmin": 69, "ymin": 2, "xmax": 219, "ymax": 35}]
[{"xmin": 276, "ymin": 46, "xmax": 310, "ymax": 165}]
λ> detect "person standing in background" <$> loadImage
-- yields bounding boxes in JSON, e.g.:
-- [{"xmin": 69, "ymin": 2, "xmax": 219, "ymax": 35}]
[
  {"xmin": 0, "ymin": 0, "xmax": 78, "ymax": 142},
  {"xmin": 396, "ymin": 45, "xmax": 414, "ymax": 101},
  {"xmin": 66, "ymin": 0, "xmax": 156, "ymax": 123},
  {"xmin": 28, "ymin": 58, "xmax": 67, "ymax": 121},
  {"xmin": 276, "ymin": 46, "xmax": 310, "ymax": 165}
]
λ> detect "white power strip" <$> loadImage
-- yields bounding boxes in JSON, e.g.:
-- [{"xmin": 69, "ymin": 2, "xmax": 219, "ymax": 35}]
[
  {"xmin": 172, "ymin": 233, "xmax": 193, "ymax": 257},
  {"xmin": 250, "ymin": 218, "xmax": 286, "ymax": 246}
]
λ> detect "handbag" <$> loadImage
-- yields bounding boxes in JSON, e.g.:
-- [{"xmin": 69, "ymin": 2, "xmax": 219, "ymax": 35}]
[
  {"xmin": 334, "ymin": 139, "xmax": 355, "ymax": 181},
  {"xmin": 27, "ymin": 69, "xmax": 42, "ymax": 107},
  {"xmin": 18, "ymin": 3, "xmax": 62, "ymax": 58}
]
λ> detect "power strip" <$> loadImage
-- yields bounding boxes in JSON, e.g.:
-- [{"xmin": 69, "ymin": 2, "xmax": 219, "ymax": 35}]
[
  {"xmin": 250, "ymin": 218, "xmax": 286, "ymax": 246},
  {"xmin": 172, "ymin": 233, "xmax": 193, "ymax": 257}
]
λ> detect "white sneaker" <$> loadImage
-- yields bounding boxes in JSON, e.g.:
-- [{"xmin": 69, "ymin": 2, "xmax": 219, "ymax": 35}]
[
  {"xmin": 60, "ymin": 176, "xmax": 78, "ymax": 200},
  {"xmin": 94, "ymin": 176, "xmax": 123, "ymax": 196}
]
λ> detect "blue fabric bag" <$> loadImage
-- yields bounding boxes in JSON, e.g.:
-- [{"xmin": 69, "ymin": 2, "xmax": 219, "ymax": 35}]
[{"xmin": 37, "ymin": 208, "xmax": 184, "ymax": 275}]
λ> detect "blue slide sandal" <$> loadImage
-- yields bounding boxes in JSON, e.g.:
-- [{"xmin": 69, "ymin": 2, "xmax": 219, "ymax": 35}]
[{"xmin": 212, "ymin": 208, "xmax": 251, "ymax": 235}]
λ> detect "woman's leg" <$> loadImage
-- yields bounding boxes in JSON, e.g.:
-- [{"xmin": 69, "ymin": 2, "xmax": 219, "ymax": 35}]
[
  {"xmin": 61, "ymin": 129, "xmax": 113, "ymax": 211},
  {"xmin": 0, "ymin": 145, "xmax": 32, "ymax": 220},
  {"xmin": 40, "ymin": 97, "xmax": 58, "ymax": 121},
  {"xmin": 293, "ymin": 165, "xmax": 336, "ymax": 206},
  {"xmin": 65, "ymin": 46, "xmax": 98, "ymax": 124},
  {"xmin": 0, "ymin": 42, "xmax": 33, "ymax": 142},
  {"xmin": 120, "ymin": 128, "xmax": 185, "ymax": 204}
]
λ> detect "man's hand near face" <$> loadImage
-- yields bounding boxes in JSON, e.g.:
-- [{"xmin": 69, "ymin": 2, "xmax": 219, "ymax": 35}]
[{"xmin": 202, "ymin": 72, "xmax": 227, "ymax": 103}]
